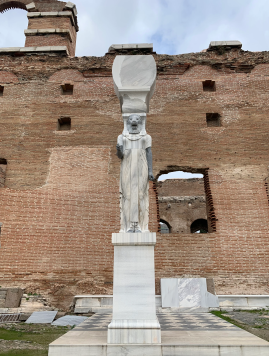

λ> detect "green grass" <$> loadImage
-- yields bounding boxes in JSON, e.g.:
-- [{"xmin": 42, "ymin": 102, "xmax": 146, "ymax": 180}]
[
  {"xmin": 0, "ymin": 326, "xmax": 67, "ymax": 345},
  {"xmin": 0, "ymin": 324, "xmax": 68, "ymax": 355},
  {"xmin": 210, "ymin": 310, "xmax": 246, "ymax": 330},
  {"xmin": 0, "ymin": 350, "xmax": 48, "ymax": 356}
]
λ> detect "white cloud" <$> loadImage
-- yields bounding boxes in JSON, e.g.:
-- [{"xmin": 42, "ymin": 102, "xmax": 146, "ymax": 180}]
[{"xmin": 0, "ymin": 0, "xmax": 269, "ymax": 56}]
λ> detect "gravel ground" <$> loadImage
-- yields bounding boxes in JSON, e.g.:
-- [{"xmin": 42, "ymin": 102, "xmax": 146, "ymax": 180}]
[
  {"xmin": 216, "ymin": 310, "xmax": 269, "ymax": 342},
  {"xmin": 0, "ymin": 339, "xmax": 44, "ymax": 352}
]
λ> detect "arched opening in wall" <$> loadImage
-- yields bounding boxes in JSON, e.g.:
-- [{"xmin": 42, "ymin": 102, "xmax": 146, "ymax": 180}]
[
  {"xmin": 160, "ymin": 219, "xmax": 171, "ymax": 234},
  {"xmin": 190, "ymin": 219, "xmax": 208, "ymax": 234},
  {"xmin": 0, "ymin": 3, "xmax": 28, "ymax": 48},
  {"xmin": 157, "ymin": 169, "xmax": 216, "ymax": 234}
]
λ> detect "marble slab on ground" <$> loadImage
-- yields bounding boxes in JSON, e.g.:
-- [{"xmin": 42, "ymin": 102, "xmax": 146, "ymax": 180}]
[
  {"xmin": 26, "ymin": 311, "xmax": 57, "ymax": 324},
  {"xmin": 48, "ymin": 312, "xmax": 269, "ymax": 356},
  {"xmin": 161, "ymin": 278, "xmax": 219, "ymax": 308},
  {"xmin": 52, "ymin": 315, "xmax": 88, "ymax": 326}
]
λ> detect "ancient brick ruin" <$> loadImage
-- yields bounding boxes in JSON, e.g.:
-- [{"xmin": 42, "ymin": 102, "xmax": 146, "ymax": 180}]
[
  {"xmin": 157, "ymin": 178, "xmax": 207, "ymax": 234},
  {"xmin": 0, "ymin": 0, "xmax": 269, "ymax": 310}
]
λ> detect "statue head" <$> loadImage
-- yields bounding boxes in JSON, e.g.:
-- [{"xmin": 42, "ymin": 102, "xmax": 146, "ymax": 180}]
[{"xmin": 127, "ymin": 114, "xmax": 142, "ymax": 134}]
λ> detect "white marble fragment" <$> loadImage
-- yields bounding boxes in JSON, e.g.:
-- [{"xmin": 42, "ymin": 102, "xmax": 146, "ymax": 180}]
[
  {"xmin": 52, "ymin": 315, "xmax": 87, "ymax": 326},
  {"xmin": 112, "ymin": 55, "xmax": 156, "ymax": 113},
  {"xmin": 25, "ymin": 311, "xmax": 57, "ymax": 324},
  {"xmin": 161, "ymin": 278, "xmax": 219, "ymax": 308}
]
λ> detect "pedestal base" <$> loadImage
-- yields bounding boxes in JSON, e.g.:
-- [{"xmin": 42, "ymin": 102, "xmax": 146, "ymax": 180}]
[
  {"xmin": 107, "ymin": 327, "xmax": 161, "ymax": 344},
  {"xmin": 108, "ymin": 232, "xmax": 160, "ymax": 344},
  {"xmin": 107, "ymin": 318, "xmax": 161, "ymax": 343}
]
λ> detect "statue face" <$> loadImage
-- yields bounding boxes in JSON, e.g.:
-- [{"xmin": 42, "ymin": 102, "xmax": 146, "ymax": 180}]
[{"xmin": 127, "ymin": 114, "xmax": 142, "ymax": 134}]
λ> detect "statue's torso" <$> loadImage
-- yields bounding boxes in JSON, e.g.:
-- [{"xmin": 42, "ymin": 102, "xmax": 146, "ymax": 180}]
[{"xmin": 118, "ymin": 134, "xmax": 152, "ymax": 151}]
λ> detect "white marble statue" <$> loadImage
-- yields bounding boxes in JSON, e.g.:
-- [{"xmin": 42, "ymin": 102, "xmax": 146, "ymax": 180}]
[{"xmin": 116, "ymin": 114, "xmax": 154, "ymax": 233}]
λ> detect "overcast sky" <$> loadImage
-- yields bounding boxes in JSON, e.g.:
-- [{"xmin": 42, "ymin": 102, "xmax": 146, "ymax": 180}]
[
  {"xmin": 0, "ymin": 0, "xmax": 266, "ymax": 179},
  {"xmin": 0, "ymin": 0, "xmax": 268, "ymax": 56}
]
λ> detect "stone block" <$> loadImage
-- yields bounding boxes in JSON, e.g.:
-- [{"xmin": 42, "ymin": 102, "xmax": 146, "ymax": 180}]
[
  {"xmin": 112, "ymin": 232, "xmax": 156, "ymax": 245},
  {"xmin": 41, "ymin": 12, "xmax": 59, "ymax": 17},
  {"xmin": 37, "ymin": 29, "xmax": 56, "ymax": 34},
  {"xmin": 26, "ymin": 311, "xmax": 57, "ymax": 324},
  {"xmin": 109, "ymin": 43, "xmax": 153, "ymax": 51},
  {"xmin": 5, "ymin": 288, "xmax": 23, "ymax": 308},
  {"xmin": 24, "ymin": 29, "xmax": 38, "ymax": 35},
  {"xmin": 65, "ymin": 2, "xmax": 78, "ymax": 16},
  {"xmin": 50, "ymin": 46, "xmax": 69, "ymax": 52},
  {"xmin": 161, "ymin": 278, "xmax": 178, "ymax": 307},
  {"xmin": 209, "ymin": 40, "xmax": 242, "ymax": 48},
  {"xmin": 20, "ymin": 47, "xmax": 37, "ymax": 52},
  {"xmin": 27, "ymin": 12, "xmax": 41, "ymax": 17},
  {"xmin": 161, "ymin": 278, "xmax": 219, "ymax": 308},
  {"xmin": 52, "ymin": 315, "xmax": 88, "ymax": 326},
  {"xmin": 35, "ymin": 46, "xmax": 54, "ymax": 52},
  {"xmin": 206, "ymin": 278, "xmax": 216, "ymax": 295},
  {"xmin": 0, "ymin": 48, "xmax": 21, "ymax": 52},
  {"xmin": 112, "ymin": 55, "xmax": 156, "ymax": 113},
  {"xmin": 218, "ymin": 295, "xmax": 269, "ymax": 308},
  {"xmin": 100, "ymin": 297, "xmax": 113, "ymax": 307},
  {"xmin": 19, "ymin": 313, "xmax": 32, "ymax": 321},
  {"xmin": 108, "ymin": 233, "xmax": 161, "ymax": 344},
  {"xmin": 26, "ymin": 2, "xmax": 36, "ymax": 11},
  {"xmin": 0, "ymin": 300, "xmax": 5, "ymax": 308},
  {"xmin": 76, "ymin": 297, "xmax": 100, "ymax": 308},
  {"xmin": 58, "ymin": 11, "xmax": 72, "ymax": 17}
]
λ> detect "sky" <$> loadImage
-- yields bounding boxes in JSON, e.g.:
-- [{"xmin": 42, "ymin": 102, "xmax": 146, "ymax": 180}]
[
  {"xmin": 0, "ymin": 0, "xmax": 267, "ymax": 179},
  {"xmin": 0, "ymin": 0, "xmax": 269, "ymax": 56}
]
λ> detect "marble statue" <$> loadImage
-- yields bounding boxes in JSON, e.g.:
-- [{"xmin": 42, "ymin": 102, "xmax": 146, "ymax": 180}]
[
  {"xmin": 116, "ymin": 114, "xmax": 154, "ymax": 233},
  {"xmin": 107, "ymin": 54, "xmax": 161, "ymax": 345}
]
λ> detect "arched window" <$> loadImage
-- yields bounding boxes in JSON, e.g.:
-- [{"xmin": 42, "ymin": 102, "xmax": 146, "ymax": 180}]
[
  {"xmin": 160, "ymin": 219, "xmax": 171, "ymax": 234},
  {"xmin": 0, "ymin": 1, "xmax": 27, "ymax": 13},
  {"xmin": 190, "ymin": 219, "xmax": 208, "ymax": 234}
]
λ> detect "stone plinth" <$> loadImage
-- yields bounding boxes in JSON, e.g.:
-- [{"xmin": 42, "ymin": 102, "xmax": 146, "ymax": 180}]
[{"xmin": 107, "ymin": 232, "xmax": 161, "ymax": 344}]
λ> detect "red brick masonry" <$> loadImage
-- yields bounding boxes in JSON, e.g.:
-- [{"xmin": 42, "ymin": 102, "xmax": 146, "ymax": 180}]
[{"xmin": 0, "ymin": 17, "xmax": 269, "ymax": 307}]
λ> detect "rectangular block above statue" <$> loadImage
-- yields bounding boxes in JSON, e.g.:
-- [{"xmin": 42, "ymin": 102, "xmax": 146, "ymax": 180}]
[{"xmin": 112, "ymin": 55, "xmax": 156, "ymax": 113}]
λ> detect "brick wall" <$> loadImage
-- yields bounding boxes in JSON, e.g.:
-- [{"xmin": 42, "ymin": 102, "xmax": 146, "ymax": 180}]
[
  {"xmin": 26, "ymin": 16, "xmax": 77, "ymax": 56},
  {"xmin": 157, "ymin": 178, "xmax": 205, "ymax": 197},
  {"xmin": 0, "ymin": 49, "xmax": 269, "ymax": 308}
]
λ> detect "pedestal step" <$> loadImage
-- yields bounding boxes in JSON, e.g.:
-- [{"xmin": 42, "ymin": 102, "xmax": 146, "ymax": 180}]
[{"xmin": 49, "ymin": 312, "xmax": 269, "ymax": 356}]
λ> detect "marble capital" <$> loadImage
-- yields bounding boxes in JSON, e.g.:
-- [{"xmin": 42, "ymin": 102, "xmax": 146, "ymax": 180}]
[{"xmin": 112, "ymin": 55, "xmax": 156, "ymax": 113}]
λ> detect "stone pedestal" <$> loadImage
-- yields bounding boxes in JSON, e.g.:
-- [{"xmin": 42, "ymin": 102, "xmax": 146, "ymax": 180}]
[{"xmin": 107, "ymin": 232, "xmax": 161, "ymax": 344}]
